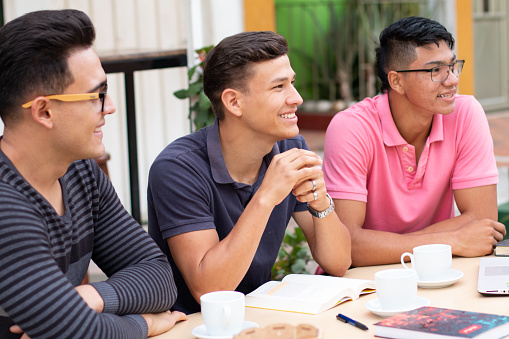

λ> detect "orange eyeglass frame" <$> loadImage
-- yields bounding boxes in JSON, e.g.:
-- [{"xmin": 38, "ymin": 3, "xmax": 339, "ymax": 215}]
[{"xmin": 22, "ymin": 89, "xmax": 106, "ymax": 111}]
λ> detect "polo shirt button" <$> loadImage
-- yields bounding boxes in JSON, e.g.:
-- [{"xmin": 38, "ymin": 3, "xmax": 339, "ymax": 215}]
[
  {"xmin": 403, "ymin": 146, "xmax": 408, "ymax": 152},
  {"xmin": 408, "ymin": 166, "xmax": 414, "ymax": 172}
]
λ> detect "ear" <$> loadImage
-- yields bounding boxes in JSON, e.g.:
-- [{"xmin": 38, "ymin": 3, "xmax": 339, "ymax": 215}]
[
  {"xmin": 388, "ymin": 70, "xmax": 405, "ymax": 95},
  {"xmin": 221, "ymin": 88, "xmax": 243, "ymax": 118},
  {"xmin": 29, "ymin": 97, "xmax": 54, "ymax": 129}
]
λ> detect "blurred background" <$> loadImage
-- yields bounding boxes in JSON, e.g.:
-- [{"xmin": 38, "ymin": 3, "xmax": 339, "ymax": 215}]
[{"xmin": 0, "ymin": 0, "xmax": 507, "ymax": 229}]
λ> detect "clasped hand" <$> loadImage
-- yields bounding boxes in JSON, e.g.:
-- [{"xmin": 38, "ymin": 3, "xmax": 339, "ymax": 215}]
[
  {"xmin": 260, "ymin": 148, "xmax": 329, "ymax": 210},
  {"xmin": 454, "ymin": 218, "xmax": 506, "ymax": 257}
]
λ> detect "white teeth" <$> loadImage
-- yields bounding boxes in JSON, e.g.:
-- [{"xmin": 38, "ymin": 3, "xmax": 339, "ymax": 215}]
[
  {"xmin": 280, "ymin": 113, "xmax": 296, "ymax": 119},
  {"xmin": 438, "ymin": 93, "xmax": 452, "ymax": 98},
  {"xmin": 94, "ymin": 127, "xmax": 102, "ymax": 133}
]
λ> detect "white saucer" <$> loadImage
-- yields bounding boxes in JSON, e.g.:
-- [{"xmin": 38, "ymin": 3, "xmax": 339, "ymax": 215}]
[
  {"xmin": 417, "ymin": 269, "xmax": 464, "ymax": 288},
  {"xmin": 191, "ymin": 321, "xmax": 259, "ymax": 339},
  {"xmin": 365, "ymin": 296, "xmax": 430, "ymax": 318}
]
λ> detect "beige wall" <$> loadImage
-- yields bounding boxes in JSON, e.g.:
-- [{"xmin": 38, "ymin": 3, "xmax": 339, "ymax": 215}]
[
  {"xmin": 2, "ymin": 0, "xmax": 190, "ymax": 221},
  {"xmin": 1, "ymin": 0, "xmax": 248, "ymax": 221},
  {"xmin": 472, "ymin": 0, "xmax": 509, "ymax": 111}
]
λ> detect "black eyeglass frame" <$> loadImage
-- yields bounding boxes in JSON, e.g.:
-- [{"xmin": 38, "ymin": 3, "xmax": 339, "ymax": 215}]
[
  {"xmin": 98, "ymin": 89, "xmax": 106, "ymax": 112},
  {"xmin": 396, "ymin": 60, "xmax": 465, "ymax": 83}
]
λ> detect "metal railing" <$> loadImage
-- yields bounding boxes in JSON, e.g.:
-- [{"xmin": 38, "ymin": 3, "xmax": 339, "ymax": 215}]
[
  {"xmin": 100, "ymin": 49, "xmax": 187, "ymax": 223},
  {"xmin": 0, "ymin": 0, "xmax": 4, "ymax": 27}
]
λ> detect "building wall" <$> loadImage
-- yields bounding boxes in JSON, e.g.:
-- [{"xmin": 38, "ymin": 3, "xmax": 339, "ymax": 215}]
[
  {"xmin": 472, "ymin": 0, "xmax": 509, "ymax": 111},
  {"xmin": 2, "ymin": 0, "xmax": 245, "ymax": 222}
]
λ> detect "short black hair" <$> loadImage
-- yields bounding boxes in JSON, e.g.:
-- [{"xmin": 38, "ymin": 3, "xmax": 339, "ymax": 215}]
[
  {"xmin": 203, "ymin": 31, "xmax": 288, "ymax": 120},
  {"xmin": 0, "ymin": 9, "xmax": 96, "ymax": 124},
  {"xmin": 375, "ymin": 16, "xmax": 454, "ymax": 93}
]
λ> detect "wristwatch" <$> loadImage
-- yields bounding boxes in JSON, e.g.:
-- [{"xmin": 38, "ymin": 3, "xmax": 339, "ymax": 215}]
[{"xmin": 307, "ymin": 193, "xmax": 335, "ymax": 218}]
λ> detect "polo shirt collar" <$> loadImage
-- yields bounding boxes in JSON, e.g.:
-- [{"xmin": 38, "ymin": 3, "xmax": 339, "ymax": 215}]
[
  {"xmin": 378, "ymin": 94, "xmax": 444, "ymax": 147},
  {"xmin": 208, "ymin": 119, "xmax": 233, "ymax": 184},
  {"xmin": 207, "ymin": 119, "xmax": 280, "ymax": 185},
  {"xmin": 429, "ymin": 114, "xmax": 444, "ymax": 143}
]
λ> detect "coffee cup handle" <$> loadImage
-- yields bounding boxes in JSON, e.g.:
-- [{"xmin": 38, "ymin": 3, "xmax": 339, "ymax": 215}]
[
  {"xmin": 223, "ymin": 305, "xmax": 231, "ymax": 328},
  {"xmin": 401, "ymin": 252, "xmax": 414, "ymax": 270}
]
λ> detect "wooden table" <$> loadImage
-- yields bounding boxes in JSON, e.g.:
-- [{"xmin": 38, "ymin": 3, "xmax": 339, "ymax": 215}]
[{"xmin": 154, "ymin": 257, "xmax": 509, "ymax": 338}]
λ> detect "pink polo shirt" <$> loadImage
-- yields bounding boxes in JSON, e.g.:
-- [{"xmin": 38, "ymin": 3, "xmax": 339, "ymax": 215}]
[{"xmin": 323, "ymin": 94, "xmax": 498, "ymax": 233}]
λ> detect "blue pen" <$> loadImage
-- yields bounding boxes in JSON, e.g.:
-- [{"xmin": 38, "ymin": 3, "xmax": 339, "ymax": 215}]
[{"xmin": 336, "ymin": 313, "xmax": 369, "ymax": 331}]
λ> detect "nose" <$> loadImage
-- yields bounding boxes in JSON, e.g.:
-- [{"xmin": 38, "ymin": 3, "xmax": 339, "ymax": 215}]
[
  {"xmin": 102, "ymin": 94, "xmax": 116, "ymax": 115},
  {"xmin": 287, "ymin": 85, "xmax": 303, "ymax": 106},
  {"xmin": 443, "ymin": 69, "xmax": 460, "ymax": 87}
]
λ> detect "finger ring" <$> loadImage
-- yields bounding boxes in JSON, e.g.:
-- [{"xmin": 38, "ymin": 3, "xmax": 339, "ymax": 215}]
[
  {"xmin": 311, "ymin": 180, "xmax": 316, "ymax": 192},
  {"xmin": 313, "ymin": 192, "xmax": 318, "ymax": 201}
]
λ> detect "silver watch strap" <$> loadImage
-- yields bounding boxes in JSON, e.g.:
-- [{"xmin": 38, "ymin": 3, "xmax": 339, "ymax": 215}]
[{"xmin": 307, "ymin": 193, "xmax": 335, "ymax": 218}]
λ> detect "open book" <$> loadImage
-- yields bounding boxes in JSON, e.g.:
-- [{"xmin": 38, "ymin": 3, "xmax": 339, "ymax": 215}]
[{"xmin": 245, "ymin": 274, "xmax": 375, "ymax": 315}]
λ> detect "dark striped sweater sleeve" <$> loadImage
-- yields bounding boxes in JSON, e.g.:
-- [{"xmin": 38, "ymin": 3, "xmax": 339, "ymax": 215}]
[
  {"xmin": 0, "ymin": 159, "xmax": 177, "ymax": 339},
  {"xmin": 88, "ymin": 160, "xmax": 178, "ymax": 315}
]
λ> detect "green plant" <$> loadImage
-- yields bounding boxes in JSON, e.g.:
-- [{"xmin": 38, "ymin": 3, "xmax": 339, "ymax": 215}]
[
  {"xmin": 276, "ymin": 0, "xmax": 437, "ymax": 105},
  {"xmin": 271, "ymin": 227, "xmax": 314, "ymax": 281},
  {"xmin": 174, "ymin": 45, "xmax": 215, "ymax": 131}
]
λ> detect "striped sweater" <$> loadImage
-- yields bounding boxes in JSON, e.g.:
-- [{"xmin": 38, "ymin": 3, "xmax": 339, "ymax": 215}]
[{"xmin": 0, "ymin": 152, "xmax": 177, "ymax": 339}]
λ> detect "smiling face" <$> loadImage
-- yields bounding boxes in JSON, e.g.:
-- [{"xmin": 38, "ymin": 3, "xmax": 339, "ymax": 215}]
[
  {"xmin": 395, "ymin": 40, "xmax": 459, "ymax": 118},
  {"xmin": 52, "ymin": 48, "xmax": 115, "ymax": 161},
  {"xmin": 237, "ymin": 55, "xmax": 303, "ymax": 143}
]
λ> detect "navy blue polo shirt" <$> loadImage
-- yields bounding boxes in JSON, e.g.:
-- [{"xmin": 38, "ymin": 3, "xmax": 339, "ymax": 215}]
[{"xmin": 147, "ymin": 120, "xmax": 308, "ymax": 314}]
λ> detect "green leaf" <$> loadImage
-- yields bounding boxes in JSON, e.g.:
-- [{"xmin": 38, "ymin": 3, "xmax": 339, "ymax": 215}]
[
  {"xmin": 196, "ymin": 45, "xmax": 214, "ymax": 54},
  {"xmin": 187, "ymin": 82, "xmax": 203, "ymax": 96},
  {"xmin": 278, "ymin": 247, "xmax": 289, "ymax": 259},
  {"xmin": 194, "ymin": 106, "xmax": 212, "ymax": 130},
  {"xmin": 198, "ymin": 91, "xmax": 211, "ymax": 109},
  {"xmin": 294, "ymin": 228, "xmax": 306, "ymax": 242},
  {"xmin": 173, "ymin": 89, "xmax": 191, "ymax": 99},
  {"xmin": 188, "ymin": 65, "xmax": 199, "ymax": 80},
  {"xmin": 291, "ymin": 259, "xmax": 306, "ymax": 273},
  {"xmin": 196, "ymin": 108, "xmax": 209, "ymax": 121},
  {"xmin": 296, "ymin": 248, "xmax": 309, "ymax": 259}
]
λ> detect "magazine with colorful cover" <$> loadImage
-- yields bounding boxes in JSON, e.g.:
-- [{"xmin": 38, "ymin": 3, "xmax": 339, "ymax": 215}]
[{"xmin": 374, "ymin": 306, "xmax": 509, "ymax": 338}]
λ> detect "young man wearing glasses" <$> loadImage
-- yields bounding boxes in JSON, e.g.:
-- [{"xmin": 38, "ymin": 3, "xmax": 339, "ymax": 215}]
[
  {"xmin": 148, "ymin": 31, "xmax": 352, "ymax": 314},
  {"xmin": 0, "ymin": 9, "xmax": 186, "ymax": 338},
  {"xmin": 322, "ymin": 16, "xmax": 506, "ymax": 268}
]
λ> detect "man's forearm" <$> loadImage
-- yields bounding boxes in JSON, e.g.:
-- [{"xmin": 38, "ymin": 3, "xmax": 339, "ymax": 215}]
[
  {"xmin": 412, "ymin": 213, "xmax": 474, "ymax": 235},
  {"xmin": 308, "ymin": 213, "xmax": 352, "ymax": 276},
  {"xmin": 349, "ymin": 227, "xmax": 458, "ymax": 267},
  {"xmin": 182, "ymin": 194, "xmax": 276, "ymax": 300},
  {"xmin": 350, "ymin": 215, "xmax": 504, "ymax": 267},
  {"xmin": 75, "ymin": 284, "xmax": 104, "ymax": 313}
]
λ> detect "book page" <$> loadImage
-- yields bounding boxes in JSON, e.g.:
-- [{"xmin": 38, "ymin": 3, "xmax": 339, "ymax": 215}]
[
  {"xmin": 246, "ymin": 275, "xmax": 375, "ymax": 314},
  {"xmin": 282, "ymin": 274, "xmax": 374, "ymax": 296},
  {"xmin": 253, "ymin": 282, "xmax": 304, "ymax": 297},
  {"xmin": 248, "ymin": 280, "xmax": 351, "ymax": 301}
]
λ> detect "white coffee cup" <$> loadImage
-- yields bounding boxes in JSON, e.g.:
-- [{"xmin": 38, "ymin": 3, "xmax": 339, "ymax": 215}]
[
  {"xmin": 375, "ymin": 268, "xmax": 418, "ymax": 310},
  {"xmin": 401, "ymin": 244, "xmax": 452, "ymax": 281},
  {"xmin": 200, "ymin": 291, "xmax": 245, "ymax": 336}
]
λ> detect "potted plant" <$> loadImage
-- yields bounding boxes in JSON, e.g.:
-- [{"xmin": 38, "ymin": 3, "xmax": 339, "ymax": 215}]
[
  {"xmin": 271, "ymin": 227, "xmax": 314, "ymax": 281},
  {"xmin": 174, "ymin": 45, "xmax": 215, "ymax": 131}
]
